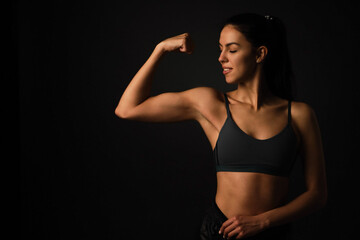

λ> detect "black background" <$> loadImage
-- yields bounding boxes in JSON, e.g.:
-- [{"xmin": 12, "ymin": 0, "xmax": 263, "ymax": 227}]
[{"xmin": 17, "ymin": 0, "xmax": 360, "ymax": 239}]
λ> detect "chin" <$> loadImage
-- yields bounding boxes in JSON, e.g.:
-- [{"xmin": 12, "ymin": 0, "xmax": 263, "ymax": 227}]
[{"xmin": 225, "ymin": 76, "xmax": 241, "ymax": 85}]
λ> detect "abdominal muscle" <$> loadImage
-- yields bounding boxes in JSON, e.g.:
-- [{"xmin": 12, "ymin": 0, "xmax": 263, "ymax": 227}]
[{"xmin": 215, "ymin": 171, "xmax": 289, "ymax": 218}]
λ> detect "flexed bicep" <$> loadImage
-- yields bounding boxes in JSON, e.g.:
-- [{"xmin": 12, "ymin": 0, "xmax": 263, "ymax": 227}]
[{"xmin": 114, "ymin": 33, "xmax": 196, "ymax": 122}]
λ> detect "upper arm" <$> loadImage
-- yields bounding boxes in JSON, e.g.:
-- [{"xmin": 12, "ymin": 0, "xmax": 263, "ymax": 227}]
[
  {"xmin": 115, "ymin": 87, "xmax": 217, "ymax": 122},
  {"xmin": 293, "ymin": 102, "xmax": 327, "ymax": 202}
]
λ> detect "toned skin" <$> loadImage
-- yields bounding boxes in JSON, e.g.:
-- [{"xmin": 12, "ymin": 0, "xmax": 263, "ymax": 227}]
[{"xmin": 115, "ymin": 25, "xmax": 327, "ymax": 239}]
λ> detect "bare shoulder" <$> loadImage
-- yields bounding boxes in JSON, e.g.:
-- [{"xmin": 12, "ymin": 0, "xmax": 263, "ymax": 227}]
[
  {"xmin": 291, "ymin": 101, "xmax": 316, "ymax": 120},
  {"xmin": 291, "ymin": 100, "xmax": 319, "ymax": 131},
  {"xmin": 183, "ymin": 86, "xmax": 224, "ymax": 107},
  {"xmin": 184, "ymin": 86, "xmax": 223, "ymax": 98},
  {"xmin": 180, "ymin": 86, "xmax": 226, "ymax": 123}
]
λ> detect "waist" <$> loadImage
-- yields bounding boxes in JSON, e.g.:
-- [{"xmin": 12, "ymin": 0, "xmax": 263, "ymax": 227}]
[{"xmin": 215, "ymin": 171, "xmax": 289, "ymax": 217}]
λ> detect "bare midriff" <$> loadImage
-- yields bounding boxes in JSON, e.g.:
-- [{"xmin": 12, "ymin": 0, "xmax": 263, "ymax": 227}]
[{"xmin": 215, "ymin": 172, "xmax": 289, "ymax": 218}]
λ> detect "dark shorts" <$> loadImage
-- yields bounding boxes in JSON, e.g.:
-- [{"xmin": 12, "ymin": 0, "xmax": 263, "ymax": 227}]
[{"xmin": 200, "ymin": 200, "xmax": 292, "ymax": 240}]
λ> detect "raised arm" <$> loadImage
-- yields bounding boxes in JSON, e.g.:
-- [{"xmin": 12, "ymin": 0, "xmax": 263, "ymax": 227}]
[{"xmin": 115, "ymin": 33, "xmax": 199, "ymax": 122}]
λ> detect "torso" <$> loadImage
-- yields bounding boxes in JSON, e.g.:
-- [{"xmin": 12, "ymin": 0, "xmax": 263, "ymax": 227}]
[
  {"xmin": 215, "ymin": 172, "xmax": 289, "ymax": 217},
  {"xmin": 195, "ymin": 88, "xmax": 301, "ymax": 218}
]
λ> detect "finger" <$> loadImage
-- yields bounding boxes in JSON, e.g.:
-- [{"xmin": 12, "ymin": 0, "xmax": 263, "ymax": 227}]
[
  {"xmin": 223, "ymin": 222, "xmax": 239, "ymax": 238},
  {"xmin": 179, "ymin": 42, "xmax": 188, "ymax": 53},
  {"xmin": 179, "ymin": 38, "xmax": 190, "ymax": 53},
  {"xmin": 235, "ymin": 230, "xmax": 245, "ymax": 239},
  {"xmin": 219, "ymin": 217, "xmax": 235, "ymax": 234},
  {"xmin": 179, "ymin": 33, "xmax": 193, "ymax": 54},
  {"xmin": 227, "ymin": 226, "xmax": 243, "ymax": 239}
]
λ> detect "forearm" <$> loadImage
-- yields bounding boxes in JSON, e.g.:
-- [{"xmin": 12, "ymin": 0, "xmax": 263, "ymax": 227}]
[
  {"xmin": 259, "ymin": 190, "xmax": 326, "ymax": 228},
  {"xmin": 116, "ymin": 43, "xmax": 166, "ymax": 115}
]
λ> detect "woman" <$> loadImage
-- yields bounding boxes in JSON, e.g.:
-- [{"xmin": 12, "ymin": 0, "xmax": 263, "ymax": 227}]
[{"xmin": 115, "ymin": 13, "xmax": 327, "ymax": 240}]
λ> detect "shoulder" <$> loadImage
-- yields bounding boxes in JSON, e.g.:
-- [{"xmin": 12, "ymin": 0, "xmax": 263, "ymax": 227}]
[
  {"xmin": 291, "ymin": 101, "xmax": 316, "ymax": 121},
  {"xmin": 290, "ymin": 101, "xmax": 325, "ymax": 168},
  {"xmin": 182, "ymin": 86, "xmax": 224, "ymax": 106},
  {"xmin": 183, "ymin": 86, "xmax": 223, "ymax": 98},
  {"xmin": 290, "ymin": 100, "xmax": 319, "ymax": 133},
  {"xmin": 180, "ymin": 86, "xmax": 226, "ymax": 121}
]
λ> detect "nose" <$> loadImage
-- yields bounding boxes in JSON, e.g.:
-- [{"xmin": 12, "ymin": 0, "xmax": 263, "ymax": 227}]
[{"xmin": 218, "ymin": 50, "xmax": 227, "ymax": 64}]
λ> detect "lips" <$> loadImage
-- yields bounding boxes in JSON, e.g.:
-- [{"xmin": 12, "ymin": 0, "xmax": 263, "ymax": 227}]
[{"xmin": 222, "ymin": 67, "xmax": 233, "ymax": 75}]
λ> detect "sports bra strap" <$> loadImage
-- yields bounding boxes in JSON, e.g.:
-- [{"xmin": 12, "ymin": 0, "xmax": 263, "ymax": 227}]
[
  {"xmin": 223, "ymin": 93, "xmax": 231, "ymax": 117},
  {"xmin": 288, "ymin": 100, "xmax": 292, "ymax": 123}
]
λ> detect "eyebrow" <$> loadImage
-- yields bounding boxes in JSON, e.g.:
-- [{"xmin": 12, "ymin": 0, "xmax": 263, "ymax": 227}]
[{"xmin": 219, "ymin": 42, "xmax": 240, "ymax": 47}]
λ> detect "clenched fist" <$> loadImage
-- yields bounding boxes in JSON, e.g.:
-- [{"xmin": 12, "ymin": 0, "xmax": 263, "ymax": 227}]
[{"xmin": 158, "ymin": 33, "xmax": 194, "ymax": 54}]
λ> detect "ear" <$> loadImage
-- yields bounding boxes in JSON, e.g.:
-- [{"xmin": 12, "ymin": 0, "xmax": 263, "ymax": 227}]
[{"xmin": 255, "ymin": 46, "xmax": 268, "ymax": 63}]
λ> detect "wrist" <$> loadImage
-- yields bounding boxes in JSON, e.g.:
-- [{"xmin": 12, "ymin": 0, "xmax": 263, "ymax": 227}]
[
  {"xmin": 155, "ymin": 42, "xmax": 167, "ymax": 55},
  {"xmin": 257, "ymin": 213, "xmax": 271, "ymax": 230}
]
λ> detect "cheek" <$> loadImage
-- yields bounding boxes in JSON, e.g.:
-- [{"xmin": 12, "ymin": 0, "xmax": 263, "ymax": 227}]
[
  {"xmin": 233, "ymin": 54, "xmax": 255, "ymax": 71},
  {"xmin": 231, "ymin": 56, "xmax": 247, "ymax": 73}
]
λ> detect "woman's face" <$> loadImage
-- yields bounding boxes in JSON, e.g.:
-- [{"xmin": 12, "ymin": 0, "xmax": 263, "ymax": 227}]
[{"xmin": 218, "ymin": 25, "xmax": 258, "ymax": 84}]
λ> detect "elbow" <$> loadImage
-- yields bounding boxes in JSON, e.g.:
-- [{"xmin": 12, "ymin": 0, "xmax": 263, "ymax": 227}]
[{"xmin": 114, "ymin": 107, "xmax": 130, "ymax": 119}]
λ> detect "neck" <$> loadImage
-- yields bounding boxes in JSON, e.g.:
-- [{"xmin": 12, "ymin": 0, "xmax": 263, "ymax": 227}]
[{"xmin": 233, "ymin": 71, "xmax": 272, "ymax": 111}]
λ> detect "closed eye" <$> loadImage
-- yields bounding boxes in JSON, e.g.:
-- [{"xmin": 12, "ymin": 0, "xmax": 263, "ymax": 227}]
[{"xmin": 219, "ymin": 50, "xmax": 237, "ymax": 53}]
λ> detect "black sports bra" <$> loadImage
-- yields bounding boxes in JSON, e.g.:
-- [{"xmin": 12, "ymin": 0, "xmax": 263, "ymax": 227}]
[{"xmin": 213, "ymin": 93, "xmax": 298, "ymax": 177}]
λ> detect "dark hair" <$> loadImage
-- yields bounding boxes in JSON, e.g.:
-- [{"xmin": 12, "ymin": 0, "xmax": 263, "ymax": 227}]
[{"xmin": 222, "ymin": 13, "xmax": 294, "ymax": 100}]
